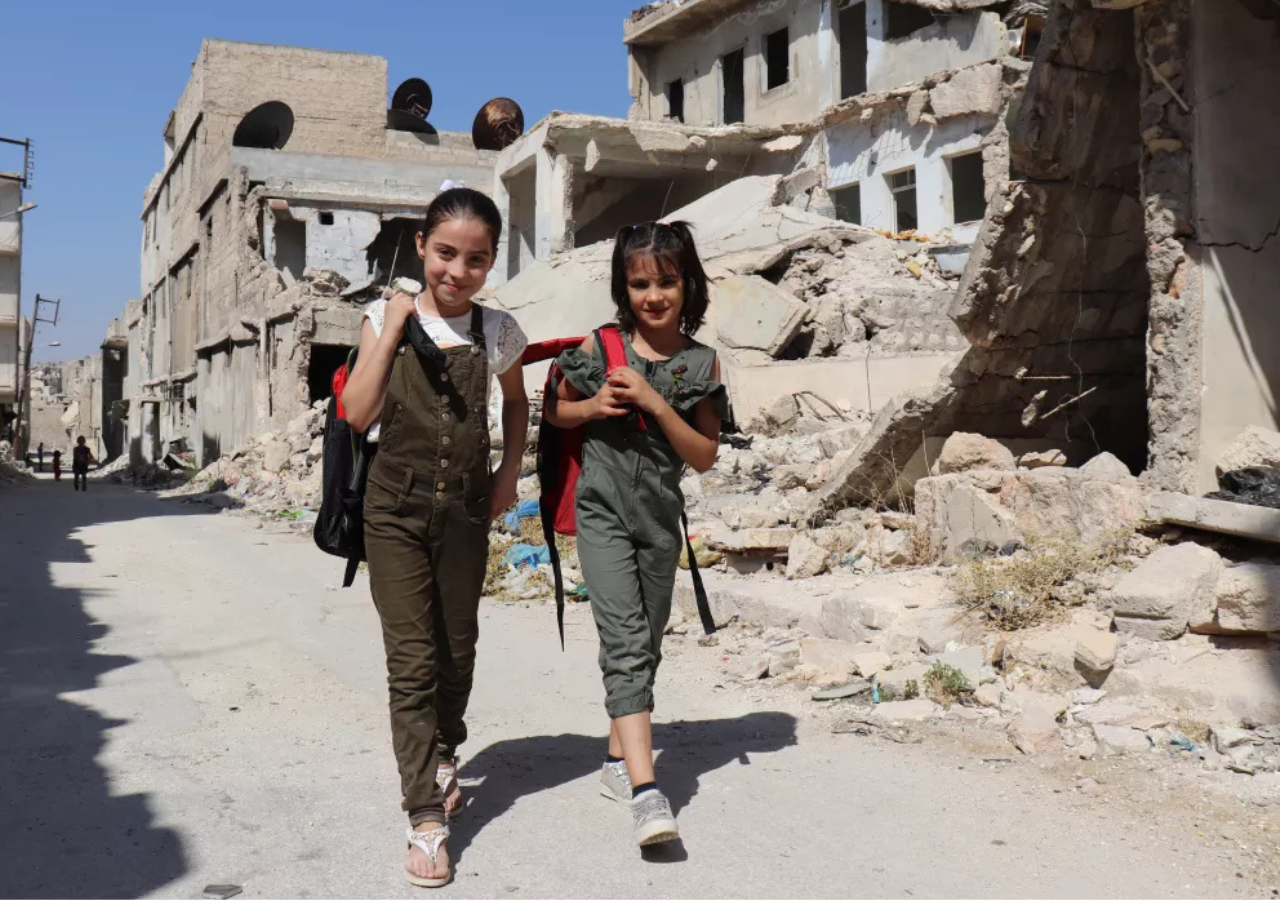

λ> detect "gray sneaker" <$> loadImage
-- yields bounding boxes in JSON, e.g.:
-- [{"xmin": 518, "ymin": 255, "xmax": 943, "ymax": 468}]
[
  {"xmin": 600, "ymin": 760, "xmax": 632, "ymax": 803},
  {"xmin": 629, "ymin": 789, "xmax": 679, "ymax": 846}
]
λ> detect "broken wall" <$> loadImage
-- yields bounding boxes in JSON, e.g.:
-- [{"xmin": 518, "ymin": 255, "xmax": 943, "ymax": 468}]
[
  {"xmin": 866, "ymin": 6, "xmax": 1007, "ymax": 92},
  {"xmin": 1188, "ymin": 0, "xmax": 1280, "ymax": 492}
]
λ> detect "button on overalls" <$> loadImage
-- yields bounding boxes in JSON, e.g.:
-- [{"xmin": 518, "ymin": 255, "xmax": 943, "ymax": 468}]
[{"xmin": 363, "ymin": 304, "xmax": 491, "ymax": 827}]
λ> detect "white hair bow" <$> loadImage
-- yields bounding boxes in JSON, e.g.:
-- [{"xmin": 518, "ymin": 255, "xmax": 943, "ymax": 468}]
[{"xmin": 439, "ymin": 179, "xmax": 468, "ymax": 193}]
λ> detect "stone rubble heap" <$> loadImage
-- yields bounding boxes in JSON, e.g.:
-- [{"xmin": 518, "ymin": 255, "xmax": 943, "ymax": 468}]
[{"xmin": 0, "ymin": 441, "xmax": 33, "ymax": 486}]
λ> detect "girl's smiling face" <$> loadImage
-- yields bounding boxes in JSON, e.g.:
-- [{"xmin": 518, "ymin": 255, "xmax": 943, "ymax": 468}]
[
  {"xmin": 417, "ymin": 216, "xmax": 494, "ymax": 313},
  {"xmin": 626, "ymin": 253, "xmax": 684, "ymax": 333}
]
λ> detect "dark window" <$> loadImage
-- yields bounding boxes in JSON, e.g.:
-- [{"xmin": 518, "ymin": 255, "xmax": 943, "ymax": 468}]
[
  {"xmin": 722, "ymin": 48, "xmax": 746, "ymax": 124},
  {"xmin": 885, "ymin": 1, "xmax": 935, "ymax": 39},
  {"xmin": 766, "ymin": 28, "xmax": 790, "ymax": 90},
  {"xmin": 274, "ymin": 219, "xmax": 306, "ymax": 282},
  {"xmin": 951, "ymin": 153, "xmax": 986, "ymax": 223},
  {"xmin": 832, "ymin": 183, "xmax": 861, "ymax": 225},
  {"xmin": 319, "ymin": 211, "xmax": 334, "ymax": 226},
  {"xmin": 839, "ymin": 1, "xmax": 868, "ymax": 98},
  {"xmin": 308, "ymin": 344, "xmax": 353, "ymax": 405},
  {"xmin": 890, "ymin": 168, "xmax": 918, "ymax": 232},
  {"xmin": 667, "ymin": 79, "xmax": 685, "ymax": 122}
]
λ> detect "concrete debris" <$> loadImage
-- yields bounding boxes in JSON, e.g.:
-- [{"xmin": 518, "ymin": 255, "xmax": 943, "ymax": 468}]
[
  {"xmin": 1091, "ymin": 724, "xmax": 1152, "ymax": 758},
  {"xmin": 1217, "ymin": 426, "xmax": 1280, "ymax": 477},
  {"xmin": 1009, "ymin": 706, "xmax": 1061, "ymax": 755},
  {"xmin": 1018, "ymin": 450, "xmax": 1067, "ymax": 469},
  {"xmin": 786, "ymin": 533, "xmax": 830, "ymax": 579},
  {"xmin": 1109, "ymin": 543, "xmax": 1224, "ymax": 641},
  {"xmin": 1074, "ymin": 628, "xmax": 1119, "ymax": 675},
  {"xmin": 0, "ymin": 442, "xmax": 34, "ymax": 486},
  {"xmin": 799, "ymin": 638, "xmax": 860, "ymax": 676},
  {"xmin": 714, "ymin": 275, "xmax": 808, "ymax": 359},
  {"xmin": 1200, "ymin": 562, "xmax": 1280, "ymax": 634}
]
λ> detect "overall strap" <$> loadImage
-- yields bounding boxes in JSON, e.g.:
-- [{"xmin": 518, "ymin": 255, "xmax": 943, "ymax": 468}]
[{"xmin": 468, "ymin": 303, "xmax": 486, "ymax": 348}]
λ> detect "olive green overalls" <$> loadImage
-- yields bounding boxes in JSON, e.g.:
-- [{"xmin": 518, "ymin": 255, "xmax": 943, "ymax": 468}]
[
  {"xmin": 557, "ymin": 335, "xmax": 723, "ymax": 719},
  {"xmin": 364, "ymin": 304, "xmax": 490, "ymax": 827}
]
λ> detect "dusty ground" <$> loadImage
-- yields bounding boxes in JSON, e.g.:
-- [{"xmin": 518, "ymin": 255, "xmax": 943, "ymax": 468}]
[{"xmin": 2, "ymin": 478, "xmax": 1278, "ymax": 899}]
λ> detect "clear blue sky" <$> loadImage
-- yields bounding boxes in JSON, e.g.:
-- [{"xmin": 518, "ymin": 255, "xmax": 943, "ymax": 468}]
[{"xmin": 0, "ymin": 0, "xmax": 639, "ymax": 363}]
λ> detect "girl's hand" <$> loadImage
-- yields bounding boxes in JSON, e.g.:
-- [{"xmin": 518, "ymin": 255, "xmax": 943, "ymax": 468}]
[
  {"xmin": 592, "ymin": 382, "xmax": 630, "ymax": 420},
  {"xmin": 607, "ymin": 367, "xmax": 665, "ymax": 415},
  {"xmin": 489, "ymin": 462, "xmax": 519, "ymax": 521},
  {"xmin": 383, "ymin": 292, "xmax": 418, "ymax": 335}
]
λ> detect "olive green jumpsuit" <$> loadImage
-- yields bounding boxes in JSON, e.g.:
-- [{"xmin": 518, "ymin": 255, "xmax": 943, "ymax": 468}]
[
  {"xmin": 557, "ymin": 335, "xmax": 723, "ymax": 719},
  {"xmin": 364, "ymin": 305, "xmax": 490, "ymax": 827}
]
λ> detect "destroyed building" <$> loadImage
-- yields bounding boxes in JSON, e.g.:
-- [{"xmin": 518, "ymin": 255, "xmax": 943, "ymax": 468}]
[
  {"xmin": 492, "ymin": 0, "xmax": 1043, "ymax": 286},
  {"xmin": 0, "ymin": 172, "xmax": 25, "ymax": 443},
  {"xmin": 811, "ymin": 0, "xmax": 1280, "ymax": 518},
  {"xmin": 125, "ymin": 40, "xmax": 511, "ymax": 467}
]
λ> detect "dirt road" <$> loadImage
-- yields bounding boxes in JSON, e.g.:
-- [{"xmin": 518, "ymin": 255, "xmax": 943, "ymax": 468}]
[{"xmin": 0, "ymin": 480, "xmax": 1265, "ymax": 898}]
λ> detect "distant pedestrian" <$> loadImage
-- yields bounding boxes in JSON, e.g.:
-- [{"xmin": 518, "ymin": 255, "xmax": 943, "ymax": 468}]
[
  {"xmin": 37, "ymin": 442, "xmax": 44, "ymax": 473},
  {"xmin": 341, "ymin": 187, "xmax": 528, "ymax": 888},
  {"xmin": 545, "ymin": 221, "xmax": 724, "ymax": 847},
  {"xmin": 51, "ymin": 449, "xmax": 62, "ymax": 481},
  {"xmin": 72, "ymin": 436, "xmax": 94, "ymax": 491}
]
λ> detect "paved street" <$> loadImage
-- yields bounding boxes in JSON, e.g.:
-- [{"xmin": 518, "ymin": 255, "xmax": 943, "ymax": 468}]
[{"xmin": 0, "ymin": 479, "xmax": 1264, "ymax": 898}]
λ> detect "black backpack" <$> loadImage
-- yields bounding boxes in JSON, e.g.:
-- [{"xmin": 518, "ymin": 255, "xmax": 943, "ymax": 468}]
[{"xmin": 313, "ymin": 317, "xmax": 446, "ymax": 586}]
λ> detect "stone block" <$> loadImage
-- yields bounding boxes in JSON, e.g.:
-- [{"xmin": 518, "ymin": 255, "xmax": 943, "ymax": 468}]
[
  {"xmin": 913, "ymin": 476, "xmax": 1019, "ymax": 563},
  {"xmin": 1111, "ymin": 543, "xmax": 1224, "ymax": 641},
  {"xmin": 1214, "ymin": 562, "xmax": 1280, "ymax": 633},
  {"xmin": 1148, "ymin": 491, "xmax": 1280, "ymax": 546},
  {"xmin": 817, "ymin": 597, "xmax": 870, "ymax": 643},
  {"xmin": 878, "ymin": 529, "xmax": 913, "ymax": 567},
  {"xmin": 933, "ymin": 432, "xmax": 1016, "ymax": 475},
  {"xmin": 1092, "ymin": 724, "xmax": 1152, "ymax": 758},
  {"xmin": 1019, "ymin": 450, "xmax": 1067, "ymax": 469},
  {"xmin": 775, "ymin": 464, "xmax": 812, "ymax": 490},
  {"xmin": 1217, "ymin": 426, "xmax": 1280, "ymax": 476},
  {"xmin": 786, "ymin": 533, "xmax": 830, "ymax": 579},
  {"xmin": 818, "ymin": 424, "xmax": 868, "ymax": 459},
  {"xmin": 715, "ymin": 274, "xmax": 808, "ymax": 358},
  {"xmin": 868, "ymin": 699, "xmax": 939, "ymax": 724},
  {"xmin": 263, "ymin": 442, "xmax": 292, "ymax": 474},
  {"xmin": 928, "ymin": 63, "xmax": 1002, "ymax": 119},
  {"xmin": 919, "ymin": 623, "xmax": 963, "ymax": 655},
  {"xmin": 877, "ymin": 662, "xmax": 929, "ymax": 697},
  {"xmin": 1009, "ymin": 707, "xmax": 1061, "ymax": 755},
  {"xmin": 1074, "ymin": 629, "xmax": 1118, "ymax": 674},
  {"xmin": 707, "ymin": 528, "xmax": 794, "ymax": 553},
  {"xmin": 974, "ymin": 683, "xmax": 1003, "ymax": 708},
  {"xmin": 933, "ymin": 646, "xmax": 989, "ymax": 688},
  {"xmin": 1079, "ymin": 452, "xmax": 1133, "ymax": 484},
  {"xmin": 851, "ymin": 650, "xmax": 893, "ymax": 678},
  {"xmin": 800, "ymin": 638, "xmax": 860, "ymax": 675}
]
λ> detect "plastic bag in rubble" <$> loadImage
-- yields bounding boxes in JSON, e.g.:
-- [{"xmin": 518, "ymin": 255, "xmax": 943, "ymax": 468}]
[
  {"xmin": 504, "ymin": 543, "xmax": 551, "ymax": 569},
  {"xmin": 679, "ymin": 534, "xmax": 723, "ymax": 570},
  {"xmin": 1206, "ymin": 466, "xmax": 1280, "ymax": 510},
  {"xmin": 503, "ymin": 499, "xmax": 541, "ymax": 533}
]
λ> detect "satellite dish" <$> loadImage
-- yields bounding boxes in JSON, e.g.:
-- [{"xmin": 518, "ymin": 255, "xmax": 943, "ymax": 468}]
[
  {"xmin": 233, "ymin": 101, "xmax": 294, "ymax": 150},
  {"xmin": 472, "ymin": 98, "xmax": 525, "ymax": 151},
  {"xmin": 391, "ymin": 78, "xmax": 434, "ymax": 120},
  {"xmin": 387, "ymin": 109, "xmax": 437, "ymax": 136}
]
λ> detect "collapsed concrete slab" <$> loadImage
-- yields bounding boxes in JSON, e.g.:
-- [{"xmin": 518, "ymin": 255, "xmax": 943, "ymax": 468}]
[{"xmin": 714, "ymin": 275, "xmax": 807, "ymax": 360}]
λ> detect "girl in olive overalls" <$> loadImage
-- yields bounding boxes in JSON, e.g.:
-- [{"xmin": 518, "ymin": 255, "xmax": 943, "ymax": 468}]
[
  {"xmin": 343, "ymin": 188, "xmax": 529, "ymax": 888},
  {"xmin": 547, "ymin": 221, "xmax": 724, "ymax": 847}
]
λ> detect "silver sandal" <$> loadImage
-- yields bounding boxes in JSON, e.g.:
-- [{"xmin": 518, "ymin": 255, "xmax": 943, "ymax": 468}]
[
  {"xmin": 405, "ymin": 825, "xmax": 451, "ymax": 888},
  {"xmin": 437, "ymin": 757, "xmax": 464, "ymax": 819}
]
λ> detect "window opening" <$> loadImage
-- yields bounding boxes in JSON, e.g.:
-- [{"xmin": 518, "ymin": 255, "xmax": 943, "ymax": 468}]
[
  {"xmin": 318, "ymin": 211, "xmax": 334, "ymax": 226},
  {"xmin": 885, "ymin": 1, "xmax": 935, "ymax": 39},
  {"xmin": 722, "ymin": 48, "xmax": 746, "ymax": 124},
  {"xmin": 273, "ymin": 219, "xmax": 306, "ymax": 283},
  {"xmin": 666, "ymin": 80, "xmax": 685, "ymax": 123},
  {"xmin": 950, "ymin": 152, "xmax": 986, "ymax": 223},
  {"xmin": 889, "ymin": 168, "xmax": 918, "ymax": 232},
  {"xmin": 765, "ymin": 28, "xmax": 790, "ymax": 90},
  {"xmin": 839, "ymin": 1, "xmax": 869, "ymax": 98},
  {"xmin": 832, "ymin": 183, "xmax": 861, "ymax": 225}
]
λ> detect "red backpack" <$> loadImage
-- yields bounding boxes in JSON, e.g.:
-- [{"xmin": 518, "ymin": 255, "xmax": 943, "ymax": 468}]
[{"xmin": 523, "ymin": 325, "xmax": 716, "ymax": 647}]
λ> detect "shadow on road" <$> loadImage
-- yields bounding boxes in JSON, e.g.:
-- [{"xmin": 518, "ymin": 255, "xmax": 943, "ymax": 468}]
[
  {"xmin": 448, "ymin": 711, "xmax": 798, "ymax": 865},
  {"xmin": 0, "ymin": 479, "xmax": 208, "ymax": 898}
]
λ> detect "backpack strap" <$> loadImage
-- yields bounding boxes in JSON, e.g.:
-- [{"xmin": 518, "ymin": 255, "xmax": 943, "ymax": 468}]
[
  {"xmin": 343, "ymin": 554, "xmax": 360, "ymax": 589},
  {"xmin": 597, "ymin": 324, "xmax": 629, "ymax": 373},
  {"xmin": 543, "ymin": 499, "xmax": 566, "ymax": 651},
  {"xmin": 682, "ymin": 512, "xmax": 717, "ymax": 636}
]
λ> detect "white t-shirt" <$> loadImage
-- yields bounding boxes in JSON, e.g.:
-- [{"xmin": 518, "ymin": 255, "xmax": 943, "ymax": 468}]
[{"xmin": 363, "ymin": 297, "xmax": 527, "ymax": 442}]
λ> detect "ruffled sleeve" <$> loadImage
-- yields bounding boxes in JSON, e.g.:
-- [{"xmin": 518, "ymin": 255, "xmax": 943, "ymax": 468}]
[
  {"xmin": 554, "ymin": 346, "xmax": 606, "ymax": 398},
  {"xmin": 667, "ymin": 377, "xmax": 728, "ymax": 419}
]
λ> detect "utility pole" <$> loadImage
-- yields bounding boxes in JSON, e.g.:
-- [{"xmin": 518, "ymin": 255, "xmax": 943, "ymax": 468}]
[{"xmin": 14, "ymin": 293, "xmax": 59, "ymax": 459}]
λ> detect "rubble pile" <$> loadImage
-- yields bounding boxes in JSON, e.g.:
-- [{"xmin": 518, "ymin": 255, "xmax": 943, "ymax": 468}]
[
  {"xmin": 0, "ymin": 441, "xmax": 33, "ymax": 485},
  {"xmin": 172, "ymin": 400, "xmax": 328, "ymax": 519}
]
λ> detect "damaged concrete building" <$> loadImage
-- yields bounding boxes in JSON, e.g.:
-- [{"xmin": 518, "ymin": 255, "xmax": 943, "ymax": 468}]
[
  {"xmin": 811, "ymin": 0, "xmax": 1280, "ymax": 519},
  {"xmin": 488, "ymin": 0, "xmax": 1042, "ymax": 429},
  {"xmin": 493, "ymin": 0, "xmax": 1043, "ymax": 286},
  {"xmin": 127, "ymin": 40, "xmax": 504, "ymax": 466}
]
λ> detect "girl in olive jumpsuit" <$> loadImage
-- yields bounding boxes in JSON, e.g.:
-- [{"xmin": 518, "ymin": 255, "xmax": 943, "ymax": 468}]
[
  {"xmin": 342, "ymin": 188, "xmax": 529, "ymax": 888},
  {"xmin": 547, "ymin": 221, "xmax": 724, "ymax": 848}
]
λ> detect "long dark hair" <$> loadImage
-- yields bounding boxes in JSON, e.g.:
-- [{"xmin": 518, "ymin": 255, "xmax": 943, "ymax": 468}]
[
  {"xmin": 610, "ymin": 220, "xmax": 710, "ymax": 336},
  {"xmin": 421, "ymin": 187, "xmax": 503, "ymax": 257}
]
